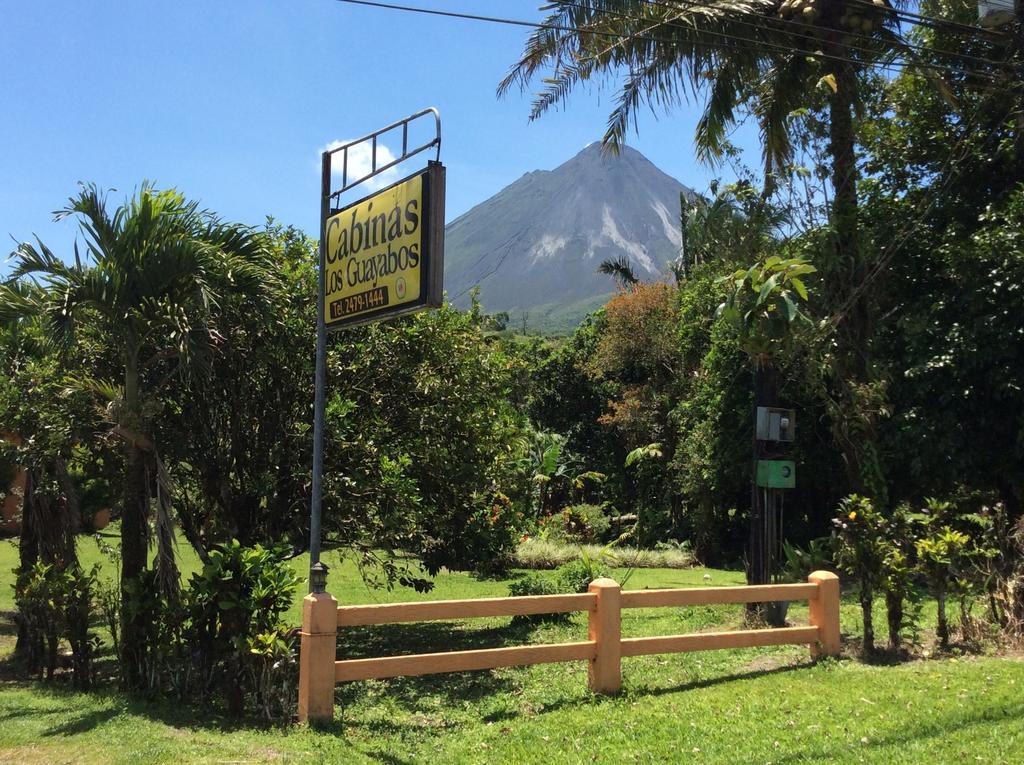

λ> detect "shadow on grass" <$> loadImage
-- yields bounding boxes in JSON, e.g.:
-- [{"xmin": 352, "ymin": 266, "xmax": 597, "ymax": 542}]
[
  {"xmin": 0, "ymin": 606, "xmax": 833, "ymax": 756},
  {"xmin": 333, "ymin": 619, "xmax": 541, "ymax": 722},
  {"xmin": 41, "ymin": 706, "xmax": 122, "ymax": 736},
  {"xmin": 629, "ymin": 658, "xmax": 817, "ymax": 699},
  {"xmin": 762, "ymin": 700, "xmax": 1024, "ymax": 765}
]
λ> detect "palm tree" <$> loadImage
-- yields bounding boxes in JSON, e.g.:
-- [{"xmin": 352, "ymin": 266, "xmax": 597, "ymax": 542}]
[
  {"xmin": 0, "ymin": 183, "xmax": 271, "ymax": 684},
  {"xmin": 680, "ymin": 180, "xmax": 788, "ymax": 277},
  {"xmin": 499, "ymin": 0, "xmax": 910, "ymax": 494},
  {"xmin": 598, "ymin": 255, "xmax": 640, "ymax": 288}
]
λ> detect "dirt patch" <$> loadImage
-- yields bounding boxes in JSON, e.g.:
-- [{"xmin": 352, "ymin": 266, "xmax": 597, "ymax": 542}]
[
  {"xmin": 0, "ymin": 744, "xmax": 81, "ymax": 765},
  {"xmin": 744, "ymin": 654, "xmax": 794, "ymax": 674}
]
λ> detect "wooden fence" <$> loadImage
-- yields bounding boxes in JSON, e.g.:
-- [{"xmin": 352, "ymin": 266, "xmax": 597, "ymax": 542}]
[{"xmin": 298, "ymin": 571, "xmax": 840, "ymax": 723}]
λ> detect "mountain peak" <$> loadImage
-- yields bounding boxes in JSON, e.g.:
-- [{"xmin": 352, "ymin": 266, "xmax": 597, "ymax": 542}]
[
  {"xmin": 568, "ymin": 140, "xmax": 641, "ymax": 162},
  {"xmin": 444, "ymin": 145, "xmax": 695, "ymax": 333}
]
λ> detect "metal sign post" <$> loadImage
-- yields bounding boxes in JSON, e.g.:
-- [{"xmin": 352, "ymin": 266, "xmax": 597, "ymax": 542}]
[
  {"xmin": 308, "ymin": 109, "xmax": 444, "ymax": 593},
  {"xmin": 309, "ymin": 150, "xmax": 331, "ymax": 594}
]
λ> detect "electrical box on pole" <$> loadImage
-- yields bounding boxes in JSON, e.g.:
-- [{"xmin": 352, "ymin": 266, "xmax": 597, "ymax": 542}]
[
  {"xmin": 756, "ymin": 460, "xmax": 796, "ymax": 489},
  {"xmin": 978, "ymin": 0, "xmax": 1016, "ymax": 27},
  {"xmin": 756, "ymin": 407, "xmax": 795, "ymax": 442}
]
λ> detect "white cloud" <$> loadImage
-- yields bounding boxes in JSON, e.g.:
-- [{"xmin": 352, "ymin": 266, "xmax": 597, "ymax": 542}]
[{"xmin": 322, "ymin": 139, "xmax": 400, "ymax": 193}]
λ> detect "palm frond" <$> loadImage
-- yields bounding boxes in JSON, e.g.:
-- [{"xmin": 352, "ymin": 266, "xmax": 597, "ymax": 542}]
[
  {"xmin": 0, "ymin": 280, "xmax": 44, "ymax": 324},
  {"xmin": 63, "ymin": 374, "xmax": 123, "ymax": 403},
  {"xmin": 598, "ymin": 256, "xmax": 640, "ymax": 288},
  {"xmin": 501, "ymin": 0, "xmax": 927, "ymax": 178}
]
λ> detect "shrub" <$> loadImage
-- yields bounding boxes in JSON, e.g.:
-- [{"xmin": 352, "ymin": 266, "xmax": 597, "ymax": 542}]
[
  {"xmin": 507, "ymin": 573, "xmax": 569, "ymax": 624},
  {"xmin": 832, "ymin": 495, "xmax": 889, "ymax": 654},
  {"xmin": 910, "ymin": 497, "xmax": 996, "ymax": 651},
  {"xmin": 778, "ymin": 538, "xmax": 832, "ymax": 583},
  {"xmin": 121, "ymin": 569, "xmax": 188, "ymax": 695},
  {"xmin": 916, "ymin": 525, "xmax": 971, "ymax": 650},
  {"xmin": 543, "ymin": 503, "xmax": 611, "ymax": 544},
  {"xmin": 458, "ymin": 491, "xmax": 522, "ymax": 577},
  {"xmin": 508, "ymin": 573, "xmax": 562, "ymax": 598},
  {"xmin": 187, "ymin": 540, "xmax": 301, "ymax": 717},
  {"xmin": 13, "ymin": 562, "xmax": 100, "ymax": 689},
  {"xmin": 555, "ymin": 557, "xmax": 611, "ymax": 594},
  {"xmin": 114, "ymin": 540, "xmax": 300, "ymax": 719},
  {"xmin": 880, "ymin": 505, "xmax": 919, "ymax": 654}
]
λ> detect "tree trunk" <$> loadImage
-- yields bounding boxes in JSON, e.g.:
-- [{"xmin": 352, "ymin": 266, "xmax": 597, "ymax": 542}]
[
  {"xmin": 14, "ymin": 470, "xmax": 38, "ymax": 659},
  {"xmin": 936, "ymin": 589, "xmax": 949, "ymax": 649},
  {"xmin": 826, "ymin": 60, "xmax": 884, "ymax": 501},
  {"xmin": 885, "ymin": 590, "xmax": 903, "ymax": 653},
  {"xmin": 860, "ymin": 583, "xmax": 875, "ymax": 654},
  {"xmin": 120, "ymin": 354, "xmax": 148, "ymax": 583},
  {"xmin": 119, "ymin": 351, "xmax": 150, "ymax": 689}
]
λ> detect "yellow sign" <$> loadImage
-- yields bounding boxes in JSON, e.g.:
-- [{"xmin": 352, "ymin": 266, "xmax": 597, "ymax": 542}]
[{"xmin": 323, "ymin": 165, "xmax": 443, "ymax": 328}]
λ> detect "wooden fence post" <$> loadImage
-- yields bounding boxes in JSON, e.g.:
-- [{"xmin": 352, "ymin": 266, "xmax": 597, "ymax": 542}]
[
  {"xmin": 588, "ymin": 577, "xmax": 621, "ymax": 694},
  {"xmin": 808, "ymin": 571, "xmax": 840, "ymax": 658},
  {"xmin": 298, "ymin": 590, "xmax": 338, "ymax": 724}
]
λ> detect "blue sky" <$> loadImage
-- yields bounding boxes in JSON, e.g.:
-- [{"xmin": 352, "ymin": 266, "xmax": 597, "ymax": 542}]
[{"xmin": 1, "ymin": 0, "xmax": 759, "ymax": 276}]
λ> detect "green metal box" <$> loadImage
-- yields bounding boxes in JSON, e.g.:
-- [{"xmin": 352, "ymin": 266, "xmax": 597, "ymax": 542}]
[{"xmin": 756, "ymin": 460, "xmax": 795, "ymax": 489}]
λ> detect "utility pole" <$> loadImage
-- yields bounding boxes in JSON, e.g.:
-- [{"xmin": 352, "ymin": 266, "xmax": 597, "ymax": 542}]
[{"xmin": 749, "ymin": 364, "xmax": 776, "ymax": 589}]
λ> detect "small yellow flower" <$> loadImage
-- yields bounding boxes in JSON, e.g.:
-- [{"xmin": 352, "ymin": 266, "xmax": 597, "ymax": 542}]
[{"xmin": 848, "ymin": 511, "xmax": 857, "ymax": 521}]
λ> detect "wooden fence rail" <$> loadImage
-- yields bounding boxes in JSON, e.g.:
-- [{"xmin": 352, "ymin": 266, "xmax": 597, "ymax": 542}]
[{"xmin": 298, "ymin": 570, "xmax": 840, "ymax": 723}]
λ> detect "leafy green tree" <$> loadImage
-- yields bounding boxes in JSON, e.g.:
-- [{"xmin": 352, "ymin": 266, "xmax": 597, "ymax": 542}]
[
  {"xmin": 161, "ymin": 222, "xmax": 315, "ymax": 554},
  {"xmin": 0, "ymin": 314, "xmax": 107, "ymax": 664},
  {"xmin": 527, "ymin": 313, "xmax": 626, "ymax": 506},
  {"xmin": 832, "ymin": 494, "xmax": 889, "ymax": 653},
  {"xmin": 319, "ymin": 302, "xmax": 531, "ymax": 580},
  {"xmin": 586, "ymin": 282, "xmax": 683, "ymax": 539},
  {"xmin": 499, "ymin": 0, "xmax": 1000, "ymax": 501},
  {"xmin": 0, "ymin": 183, "xmax": 272, "ymax": 686},
  {"xmin": 681, "ymin": 180, "xmax": 787, "ymax": 277},
  {"xmin": 716, "ymin": 255, "xmax": 816, "ymax": 366},
  {"xmin": 717, "ymin": 254, "xmax": 815, "ymax": 583},
  {"xmin": 669, "ymin": 266, "xmax": 751, "ymax": 561}
]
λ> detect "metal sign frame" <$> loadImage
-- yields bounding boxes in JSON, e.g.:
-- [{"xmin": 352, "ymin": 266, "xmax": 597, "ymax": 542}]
[{"xmin": 308, "ymin": 109, "xmax": 443, "ymax": 592}]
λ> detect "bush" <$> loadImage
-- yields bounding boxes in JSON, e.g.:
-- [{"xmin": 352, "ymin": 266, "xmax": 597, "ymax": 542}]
[
  {"xmin": 115, "ymin": 540, "xmax": 300, "ymax": 719},
  {"xmin": 779, "ymin": 538, "xmax": 832, "ymax": 583},
  {"xmin": 13, "ymin": 562, "xmax": 100, "ymax": 689},
  {"xmin": 543, "ymin": 503, "xmax": 612, "ymax": 544},
  {"xmin": 457, "ymin": 491, "xmax": 522, "ymax": 577},
  {"xmin": 555, "ymin": 557, "xmax": 611, "ymax": 594},
  {"xmin": 508, "ymin": 573, "xmax": 562, "ymax": 598},
  {"xmin": 832, "ymin": 495, "xmax": 889, "ymax": 654},
  {"xmin": 507, "ymin": 573, "xmax": 569, "ymax": 624},
  {"xmin": 121, "ymin": 569, "xmax": 188, "ymax": 695},
  {"xmin": 187, "ymin": 540, "xmax": 301, "ymax": 717}
]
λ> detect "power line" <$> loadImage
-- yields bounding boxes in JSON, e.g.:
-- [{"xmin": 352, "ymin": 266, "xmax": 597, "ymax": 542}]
[
  {"xmin": 843, "ymin": 0, "xmax": 1012, "ymax": 41},
  {"xmin": 639, "ymin": 0, "xmax": 1011, "ymax": 43},
  {"xmin": 827, "ymin": 91, "xmax": 1018, "ymax": 328},
  {"xmin": 335, "ymin": 0, "xmax": 1004, "ymax": 82},
  {"xmin": 628, "ymin": 0, "xmax": 1017, "ymax": 73},
  {"xmin": 559, "ymin": 0, "xmax": 1009, "ymax": 83}
]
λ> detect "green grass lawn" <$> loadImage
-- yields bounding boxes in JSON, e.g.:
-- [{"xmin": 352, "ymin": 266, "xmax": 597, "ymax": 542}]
[{"xmin": 1, "ymin": 531, "xmax": 1022, "ymax": 764}]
